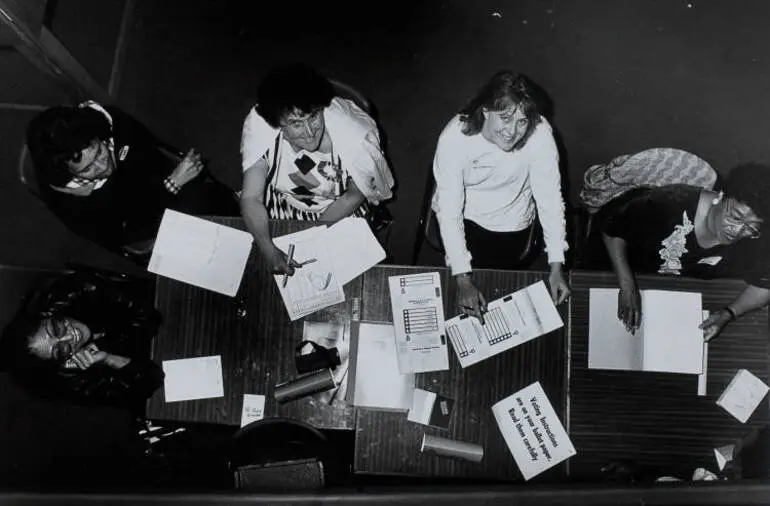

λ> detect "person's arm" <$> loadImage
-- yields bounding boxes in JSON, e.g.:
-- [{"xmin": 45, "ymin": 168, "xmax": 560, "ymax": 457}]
[
  {"xmin": 527, "ymin": 121, "xmax": 570, "ymax": 304},
  {"xmin": 432, "ymin": 124, "xmax": 486, "ymax": 321},
  {"xmin": 318, "ymin": 178, "xmax": 366, "ymax": 222},
  {"xmin": 602, "ymin": 233, "xmax": 642, "ymax": 333},
  {"xmin": 240, "ymin": 160, "xmax": 299, "ymax": 275},
  {"xmin": 701, "ymin": 284, "xmax": 770, "ymax": 342}
]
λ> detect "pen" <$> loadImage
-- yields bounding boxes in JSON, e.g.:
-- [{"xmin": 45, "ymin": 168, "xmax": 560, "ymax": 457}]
[
  {"xmin": 299, "ymin": 258, "xmax": 317, "ymax": 266},
  {"xmin": 282, "ymin": 244, "xmax": 295, "ymax": 288}
]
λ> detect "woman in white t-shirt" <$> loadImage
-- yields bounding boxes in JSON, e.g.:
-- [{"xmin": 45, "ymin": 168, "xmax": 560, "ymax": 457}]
[
  {"xmin": 240, "ymin": 63, "xmax": 394, "ymax": 275},
  {"xmin": 432, "ymin": 70, "xmax": 570, "ymax": 322}
]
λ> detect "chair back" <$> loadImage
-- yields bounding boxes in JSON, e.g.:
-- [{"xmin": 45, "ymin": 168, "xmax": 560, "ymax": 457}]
[
  {"xmin": 18, "ymin": 144, "xmax": 41, "ymax": 197},
  {"xmin": 329, "ymin": 79, "xmax": 371, "ymax": 116}
]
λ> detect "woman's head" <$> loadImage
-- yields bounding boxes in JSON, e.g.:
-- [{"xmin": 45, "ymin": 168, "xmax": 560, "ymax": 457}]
[
  {"xmin": 26, "ymin": 106, "xmax": 114, "ymax": 188},
  {"xmin": 711, "ymin": 163, "xmax": 770, "ymax": 245},
  {"xmin": 459, "ymin": 70, "xmax": 542, "ymax": 151},
  {"xmin": 255, "ymin": 63, "xmax": 334, "ymax": 152}
]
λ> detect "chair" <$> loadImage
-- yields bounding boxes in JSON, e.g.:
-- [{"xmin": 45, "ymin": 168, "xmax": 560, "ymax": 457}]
[
  {"xmin": 225, "ymin": 418, "xmax": 333, "ymax": 491},
  {"xmin": 329, "ymin": 79, "xmax": 372, "ymax": 116},
  {"xmin": 411, "ymin": 172, "xmax": 541, "ymax": 266}
]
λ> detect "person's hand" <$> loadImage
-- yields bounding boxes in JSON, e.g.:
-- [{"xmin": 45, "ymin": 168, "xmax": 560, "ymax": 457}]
[
  {"xmin": 263, "ymin": 243, "xmax": 302, "ymax": 276},
  {"xmin": 617, "ymin": 284, "xmax": 642, "ymax": 334},
  {"xmin": 700, "ymin": 309, "xmax": 732, "ymax": 342},
  {"xmin": 66, "ymin": 346, "xmax": 108, "ymax": 370},
  {"xmin": 548, "ymin": 264, "xmax": 571, "ymax": 305},
  {"xmin": 456, "ymin": 274, "xmax": 487, "ymax": 324},
  {"xmin": 169, "ymin": 148, "xmax": 205, "ymax": 188}
]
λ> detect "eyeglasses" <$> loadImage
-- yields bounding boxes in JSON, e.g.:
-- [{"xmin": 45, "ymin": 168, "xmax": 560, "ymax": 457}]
[
  {"xmin": 69, "ymin": 140, "xmax": 110, "ymax": 177},
  {"xmin": 44, "ymin": 316, "xmax": 77, "ymax": 363}
]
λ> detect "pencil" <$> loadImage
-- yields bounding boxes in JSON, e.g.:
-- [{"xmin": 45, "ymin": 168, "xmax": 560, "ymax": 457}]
[{"xmin": 282, "ymin": 243, "xmax": 295, "ymax": 288}]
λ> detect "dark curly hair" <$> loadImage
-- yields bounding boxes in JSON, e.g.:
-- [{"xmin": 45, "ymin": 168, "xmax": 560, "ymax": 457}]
[
  {"xmin": 722, "ymin": 163, "xmax": 770, "ymax": 224},
  {"xmin": 458, "ymin": 70, "xmax": 542, "ymax": 148},
  {"xmin": 255, "ymin": 63, "xmax": 334, "ymax": 128},
  {"xmin": 26, "ymin": 105, "xmax": 112, "ymax": 188}
]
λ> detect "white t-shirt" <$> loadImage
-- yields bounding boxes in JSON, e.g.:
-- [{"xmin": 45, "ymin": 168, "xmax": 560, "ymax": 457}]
[{"xmin": 432, "ymin": 115, "xmax": 568, "ymax": 274}]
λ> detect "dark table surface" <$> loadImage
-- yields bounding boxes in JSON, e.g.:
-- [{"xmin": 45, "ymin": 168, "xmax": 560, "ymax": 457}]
[
  {"xmin": 568, "ymin": 271, "xmax": 770, "ymax": 480},
  {"xmin": 147, "ymin": 219, "xmax": 357, "ymax": 429},
  {"xmin": 352, "ymin": 266, "xmax": 569, "ymax": 482}
]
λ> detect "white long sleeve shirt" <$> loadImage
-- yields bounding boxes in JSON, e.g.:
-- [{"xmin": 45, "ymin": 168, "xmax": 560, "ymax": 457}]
[{"xmin": 431, "ymin": 115, "xmax": 568, "ymax": 275}]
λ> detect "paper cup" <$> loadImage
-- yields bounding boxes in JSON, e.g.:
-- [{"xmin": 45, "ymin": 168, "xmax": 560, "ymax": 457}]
[
  {"xmin": 274, "ymin": 368, "xmax": 336, "ymax": 404},
  {"xmin": 421, "ymin": 433, "xmax": 484, "ymax": 463}
]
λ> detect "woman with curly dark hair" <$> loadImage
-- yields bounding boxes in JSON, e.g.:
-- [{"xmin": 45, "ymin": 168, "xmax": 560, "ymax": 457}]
[{"xmin": 586, "ymin": 163, "xmax": 770, "ymax": 342}]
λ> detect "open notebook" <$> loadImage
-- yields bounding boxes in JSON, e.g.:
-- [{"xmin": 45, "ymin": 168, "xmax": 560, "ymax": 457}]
[{"xmin": 588, "ymin": 288, "xmax": 704, "ymax": 374}]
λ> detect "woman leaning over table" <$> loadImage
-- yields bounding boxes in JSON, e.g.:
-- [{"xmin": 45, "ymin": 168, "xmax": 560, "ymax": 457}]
[
  {"xmin": 432, "ymin": 70, "xmax": 570, "ymax": 322},
  {"xmin": 239, "ymin": 63, "xmax": 394, "ymax": 276},
  {"xmin": 586, "ymin": 163, "xmax": 770, "ymax": 342}
]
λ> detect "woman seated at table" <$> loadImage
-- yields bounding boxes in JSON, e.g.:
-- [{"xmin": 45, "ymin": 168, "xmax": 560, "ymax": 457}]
[
  {"xmin": 0, "ymin": 270, "xmax": 164, "ymax": 411},
  {"xmin": 239, "ymin": 63, "xmax": 394, "ymax": 275},
  {"xmin": 26, "ymin": 102, "xmax": 240, "ymax": 262},
  {"xmin": 432, "ymin": 70, "xmax": 570, "ymax": 322},
  {"xmin": 586, "ymin": 163, "xmax": 770, "ymax": 341}
]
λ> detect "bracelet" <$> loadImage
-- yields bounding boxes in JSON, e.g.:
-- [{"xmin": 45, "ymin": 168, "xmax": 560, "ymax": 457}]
[
  {"xmin": 164, "ymin": 177, "xmax": 181, "ymax": 195},
  {"xmin": 723, "ymin": 306, "xmax": 738, "ymax": 321}
]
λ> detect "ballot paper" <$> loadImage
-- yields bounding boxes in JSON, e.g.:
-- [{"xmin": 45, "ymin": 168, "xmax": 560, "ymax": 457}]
[
  {"xmin": 716, "ymin": 369, "xmax": 769, "ymax": 423},
  {"xmin": 445, "ymin": 281, "xmax": 563, "ymax": 368},
  {"xmin": 301, "ymin": 321, "xmax": 350, "ymax": 405},
  {"xmin": 407, "ymin": 389, "xmax": 454, "ymax": 429},
  {"xmin": 240, "ymin": 394, "xmax": 266, "ymax": 428},
  {"xmin": 148, "ymin": 210, "xmax": 253, "ymax": 297},
  {"xmin": 325, "ymin": 217, "xmax": 386, "ymax": 285},
  {"xmin": 347, "ymin": 321, "xmax": 415, "ymax": 411},
  {"xmin": 588, "ymin": 288, "xmax": 703, "ymax": 374},
  {"xmin": 388, "ymin": 272, "xmax": 449, "ymax": 374},
  {"xmin": 272, "ymin": 228, "xmax": 345, "ymax": 321},
  {"xmin": 162, "ymin": 355, "xmax": 224, "ymax": 402},
  {"xmin": 492, "ymin": 381, "xmax": 576, "ymax": 481}
]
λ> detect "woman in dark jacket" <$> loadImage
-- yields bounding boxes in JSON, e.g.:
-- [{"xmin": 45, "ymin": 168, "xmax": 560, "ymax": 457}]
[{"xmin": 0, "ymin": 270, "xmax": 164, "ymax": 411}]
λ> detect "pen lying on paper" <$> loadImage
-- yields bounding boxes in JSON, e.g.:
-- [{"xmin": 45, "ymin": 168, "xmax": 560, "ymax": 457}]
[{"xmin": 282, "ymin": 244, "xmax": 295, "ymax": 288}]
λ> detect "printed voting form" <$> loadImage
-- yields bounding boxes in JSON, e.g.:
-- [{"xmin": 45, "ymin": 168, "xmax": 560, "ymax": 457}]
[
  {"xmin": 445, "ymin": 281, "xmax": 563, "ymax": 368},
  {"xmin": 272, "ymin": 227, "xmax": 345, "ymax": 321},
  {"xmin": 588, "ymin": 288, "xmax": 703, "ymax": 374},
  {"xmin": 492, "ymin": 381, "xmax": 576, "ymax": 480},
  {"xmin": 148, "ymin": 210, "xmax": 253, "ymax": 297},
  {"xmin": 388, "ymin": 272, "xmax": 449, "ymax": 374}
]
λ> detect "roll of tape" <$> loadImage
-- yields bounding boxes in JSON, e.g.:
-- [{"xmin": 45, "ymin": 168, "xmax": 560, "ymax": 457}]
[{"xmin": 421, "ymin": 433, "xmax": 484, "ymax": 463}]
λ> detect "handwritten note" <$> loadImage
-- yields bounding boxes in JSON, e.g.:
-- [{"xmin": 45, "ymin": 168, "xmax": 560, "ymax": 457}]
[
  {"xmin": 240, "ymin": 394, "xmax": 266, "ymax": 428},
  {"xmin": 491, "ymin": 381, "xmax": 576, "ymax": 480},
  {"xmin": 162, "ymin": 355, "xmax": 224, "ymax": 403}
]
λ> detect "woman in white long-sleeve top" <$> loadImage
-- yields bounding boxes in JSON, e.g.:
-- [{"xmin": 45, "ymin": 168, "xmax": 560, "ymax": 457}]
[{"xmin": 431, "ymin": 70, "xmax": 570, "ymax": 322}]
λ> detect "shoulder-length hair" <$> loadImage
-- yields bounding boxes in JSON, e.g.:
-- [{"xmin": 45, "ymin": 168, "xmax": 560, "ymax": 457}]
[
  {"xmin": 458, "ymin": 70, "xmax": 542, "ymax": 142},
  {"xmin": 255, "ymin": 63, "xmax": 335, "ymax": 128},
  {"xmin": 26, "ymin": 106, "xmax": 112, "ymax": 188}
]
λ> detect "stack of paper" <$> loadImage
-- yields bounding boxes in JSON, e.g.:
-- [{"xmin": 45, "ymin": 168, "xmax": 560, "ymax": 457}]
[
  {"xmin": 272, "ymin": 218, "xmax": 386, "ymax": 320},
  {"xmin": 716, "ymin": 369, "xmax": 769, "ymax": 423},
  {"xmin": 491, "ymin": 381, "xmax": 576, "ymax": 480},
  {"xmin": 588, "ymin": 288, "xmax": 703, "ymax": 374},
  {"xmin": 407, "ymin": 389, "xmax": 454, "ymax": 429},
  {"xmin": 149, "ymin": 210, "xmax": 254, "ymax": 297},
  {"xmin": 388, "ymin": 272, "xmax": 449, "ymax": 373},
  {"xmin": 347, "ymin": 322, "xmax": 415, "ymax": 411},
  {"xmin": 445, "ymin": 281, "xmax": 563, "ymax": 368}
]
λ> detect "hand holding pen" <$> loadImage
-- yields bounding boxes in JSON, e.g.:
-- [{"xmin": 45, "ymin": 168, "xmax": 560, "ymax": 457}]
[
  {"xmin": 455, "ymin": 273, "xmax": 487, "ymax": 324},
  {"xmin": 279, "ymin": 243, "xmax": 317, "ymax": 287}
]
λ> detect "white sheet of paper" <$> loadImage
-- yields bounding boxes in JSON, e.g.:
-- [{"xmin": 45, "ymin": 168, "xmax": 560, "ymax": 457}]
[
  {"xmin": 240, "ymin": 394, "xmax": 266, "ymax": 428},
  {"xmin": 446, "ymin": 281, "xmax": 563, "ymax": 368},
  {"xmin": 388, "ymin": 272, "xmax": 449, "ymax": 373},
  {"xmin": 714, "ymin": 444, "xmax": 735, "ymax": 471},
  {"xmin": 162, "ymin": 355, "xmax": 224, "ymax": 402},
  {"xmin": 588, "ymin": 288, "xmax": 703, "ymax": 374},
  {"xmin": 407, "ymin": 388, "xmax": 437, "ymax": 425},
  {"xmin": 350, "ymin": 322, "xmax": 414, "ymax": 411},
  {"xmin": 148, "ymin": 210, "xmax": 253, "ymax": 297},
  {"xmin": 273, "ymin": 228, "xmax": 345, "ymax": 321},
  {"xmin": 492, "ymin": 381, "xmax": 576, "ymax": 481},
  {"xmin": 716, "ymin": 369, "xmax": 770, "ymax": 423},
  {"xmin": 325, "ymin": 217, "xmax": 386, "ymax": 285},
  {"xmin": 698, "ymin": 310, "xmax": 710, "ymax": 396}
]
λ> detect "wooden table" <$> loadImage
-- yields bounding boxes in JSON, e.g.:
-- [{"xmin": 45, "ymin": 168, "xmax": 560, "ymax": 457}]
[
  {"xmin": 352, "ymin": 266, "xmax": 569, "ymax": 482},
  {"xmin": 147, "ymin": 219, "xmax": 358, "ymax": 430},
  {"xmin": 568, "ymin": 271, "xmax": 770, "ymax": 479}
]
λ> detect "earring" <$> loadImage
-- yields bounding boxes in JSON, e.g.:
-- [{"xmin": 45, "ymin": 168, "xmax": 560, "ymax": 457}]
[{"xmin": 712, "ymin": 191, "xmax": 724, "ymax": 206}]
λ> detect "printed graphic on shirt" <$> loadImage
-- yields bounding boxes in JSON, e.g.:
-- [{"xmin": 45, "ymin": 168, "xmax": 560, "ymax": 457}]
[{"xmin": 284, "ymin": 151, "xmax": 346, "ymax": 208}]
